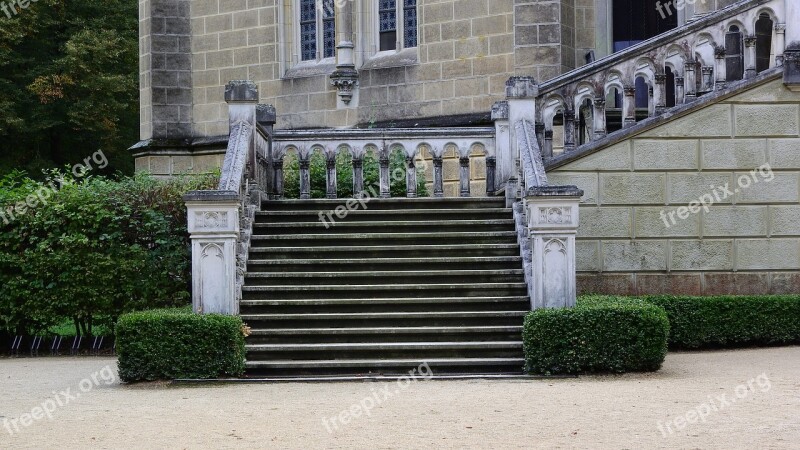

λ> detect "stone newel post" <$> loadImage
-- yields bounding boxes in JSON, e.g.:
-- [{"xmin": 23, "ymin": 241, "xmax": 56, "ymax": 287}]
[
  {"xmin": 784, "ymin": 3, "xmax": 800, "ymax": 91},
  {"xmin": 525, "ymin": 185, "xmax": 583, "ymax": 310},
  {"xmin": 185, "ymin": 191, "xmax": 240, "ymax": 315}
]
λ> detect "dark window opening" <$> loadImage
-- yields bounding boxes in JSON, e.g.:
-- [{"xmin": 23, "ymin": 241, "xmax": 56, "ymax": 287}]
[
  {"xmin": 322, "ymin": 0, "xmax": 336, "ymax": 58},
  {"xmin": 380, "ymin": 0, "xmax": 397, "ymax": 51},
  {"xmin": 300, "ymin": 0, "xmax": 317, "ymax": 61},
  {"xmin": 726, "ymin": 25, "xmax": 744, "ymax": 81},
  {"xmin": 665, "ymin": 67, "xmax": 676, "ymax": 107},
  {"xmin": 613, "ymin": 0, "xmax": 678, "ymax": 52},
  {"xmin": 755, "ymin": 14, "xmax": 773, "ymax": 73},
  {"xmin": 403, "ymin": 0, "xmax": 418, "ymax": 48}
]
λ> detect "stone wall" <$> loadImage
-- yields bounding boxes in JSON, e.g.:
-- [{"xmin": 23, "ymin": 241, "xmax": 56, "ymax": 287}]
[{"xmin": 550, "ymin": 77, "xmax": 800, "ymax": 295}]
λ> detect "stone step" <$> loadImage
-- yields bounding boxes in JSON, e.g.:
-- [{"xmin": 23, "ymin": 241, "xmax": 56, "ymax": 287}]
[
  {"xmin": 247, "ymin": 243, "xmax": 521, "ymax": 259},
  {"xmin": 245, "ymin": 341, "xmax": 524, "ymax": 361},
  {"xmin": 247, "ymin": 341, "xmax": 522, "ymax": 352},
  {"xmin": 253, "ymin": 219, "xmax": 515, "ymax": 234},
  {"xmin": 262, "ymin": 197, "xmax": 507, "ymax": 212},
  {"xmin": 245, "ymin": 325, "xmax": 523, "ymax": 344},
  {"xmin": 246, "ymin": 256, "xmax": 523, "ymax": 272},
  {"xmin": 240, "ymin": 311, "xmax": 528, "ymax": 328},
  {"xmin": 240, "ymin": 296, "xmax": 529, "ymax": 306},
  {"xmin": 243, "ymin": 269, "xmax": 526, "ymax": 286},
  {"xmin": 244, "ymin": 357, "xmax": 525, "ymax": 376},
  {"xmin": 249, "ymin": 231, "xmax": 518, "ymax": 247},
  {"xmin": 242, "ymin": 282, "xmax": 528, "ymax": 300},
  {"xmin": 239, "ymin": 296, "xmax": 530, "ymax": 314},
  {"xmin": 256, "ymin": 208, "xmax": 512, "ymax": 223}
]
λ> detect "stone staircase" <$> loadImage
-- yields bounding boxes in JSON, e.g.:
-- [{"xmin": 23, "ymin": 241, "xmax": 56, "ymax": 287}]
[{"xmin": 240, "ymin": 197, "xmax": 528, "ymax": 377}]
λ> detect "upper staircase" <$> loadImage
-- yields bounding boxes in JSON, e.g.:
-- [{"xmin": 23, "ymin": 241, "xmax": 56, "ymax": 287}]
[{"xmin": 241, "ymin": 197, "xmax": 528, "ymax": 377}]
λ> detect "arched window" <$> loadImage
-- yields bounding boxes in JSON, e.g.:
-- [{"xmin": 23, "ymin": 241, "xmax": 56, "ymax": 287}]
[
  {"xmin": 300, "ymin": 0, "xmax": 336, "ymax": 61},
  {"xmin": 725, "ymin": 25, "xmax": 744, "ymax": 81},
  {"xmin": 755, "ymin": 14, "xmax": 774, "ymax": 73},
  {"xmin": 635, "ymin": 76, "xmax": 649, "ymax": 120},
  {"xmin": 379, "ymin": 0, "xmax": 418, "ymax": 51},
  {"xmin": 613, "ymin": 0, "xmax": 677, "ymax": 52},
  {"xmin": 665, "ymin": 67, "xmax": 676, "ymax": 107}
]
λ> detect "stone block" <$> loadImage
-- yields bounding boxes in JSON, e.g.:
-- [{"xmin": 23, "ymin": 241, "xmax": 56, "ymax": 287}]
[
  {"xmin": 668, "ymin": 173, "xmax": 732, "ymax": 204},
  {"xmin": 640, "ymin": 104, "xmax": 732, "ymax": 138},
  {"xmin": 701, "ymin": 139, "xmax": 767, "ymax": 170},
  {"xmin": 703, "ymin": 272, "xmax": 770, "ymax": 295},
  {"xmin": 735, "ymin": 105, "xmax": 800, "ymax": 137},
  {"xmin": 577, "ymin": 207, "xmax": 632, "ymax": 238},
  {"xmin": 547, "ymin": 172, "xmax": 598, "ymax": 204},
  {"xmin": 736, "ymin": 239, "xmax": 800, "ymax": 270},
  {"xmin": 172, "ymin": 156, "xmax": 194, "ymax": 174},
  {"xmin": 150, "ymin": 156, "xmax": 172, "ymax": 175},
  {"xmin": 423, "ymin": 2, "xmax": 454, "ymax": 24},
  {"xmin": 734, "ymin": 172, "xmax": 799, "ymax": 204},
  {"xmin": 770, "ymin": 206, "xmax": 800, "ymax": 236},
  {"xmin": 635, "ymin": 207, "xmax": 699, "ymax": 237},
  {"xmin": 219, "ymin": 29, "xmax": 248, "ymax": 49},
  {"xmin": 633, "ymin": 139, "xmax": 698, "ymax": 170},
  {"xmin": 768, "ymin": 138, "xmax": 800, "ymax": 169},
  {"xmin": 636, "ymin": 274, "xmax": 703, "ymax": 296},
  {"xmin": 558, "ymin": 141, "xmax": 631, "ymax": 171},
  {"xmin": 576, "ymin": 274, "xmax": 636, "ymax": 295},
  {"xmin": 515, "ymin": 3, "xmax": 559, "ymax": 25},
  {"xmin": 670, "ymin": 240, "xmax": 734, "ymax": 271},
  {"xmin": 702, "ymin": 206, "xmax": 768, "ymax": 237},
  {"xmin": 454, "ymin": 37, "xmax": 489, "ymax": 59},
  {"xmin": 602, "ymin": 241, "xmax": 668, "ymax": 272},
  {"xmin": 454, "ymin": 0, "xmax": 487, "ymax": 20},
  {"xmin": 576, "ymin": 240, "xmax": 600, "ymax": 271},
  {"xmin": 600, "ymin": 173, "xmax": 665, "ymax": 205},
  {"xmin": 135, "ymin": 157, "xmax": 149, "ymax": 173},
  {"xmin": 770, "ymin": 272, "xmax": 800, "ymax": 294},
  {"xmin": 471, "ymin": 14, "xmax": 507, "ymax": 37},
  {"xmin": 472, "ymin": 54, "xmax": 510, "ymax": 76}
]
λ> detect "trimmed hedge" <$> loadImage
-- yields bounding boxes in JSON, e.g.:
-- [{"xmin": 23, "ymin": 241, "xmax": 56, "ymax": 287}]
[
  {"xmin": 524, "ymin": 297, "xmax": 669, "ymax": 375},
  {"xmin": 640, "ymin": 295, "xmax": 800, "ymax": 349},
  {"xmin": 116, "ymin": 309, "xmax": 246, "ymax": 382}
]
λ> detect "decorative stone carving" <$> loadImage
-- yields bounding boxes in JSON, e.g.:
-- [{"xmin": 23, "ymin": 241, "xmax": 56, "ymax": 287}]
[
  {"xmin": 195, "ymin": 211, "xmax": 230, "ymax": 229},
  {"xmin": 330, "ymin": 67, "xmax": 359, "ymax": 105}
]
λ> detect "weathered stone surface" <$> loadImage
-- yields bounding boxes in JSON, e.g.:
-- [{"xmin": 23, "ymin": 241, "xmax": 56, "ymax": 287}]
[
  {"xmin": 703, "ymin": 272, "xmax": 770, "ymax": 296},
  {"xmin": 770, "ymin": 272, "xmax": 800, "ymax": 295},
  {"xmin": 635, "ymin": 207, "xmax": 699, "ymax": 237},
  {"xmin": 636, "ymin": 274, "xmax": 703, "ymax": 296},
  {"xmin": 736, "ymin": 239, "xmax": 800, "ymax": 270},
  {"xmin": 547, "ymin": 172, "xmax": 599, "ymax": 204},
  {"xmin": 734, "ymin": 172, "xmax": 799, "ymax": 204},
  {"xmin": 602, "ymin": 241, "xmax": 667, "ymax": 272},
  {"xmin": 576, "ymin": 273, "xmax": 636, "ymax": 295},
  {"xmin": 558, "ymin": 141, "xmax": 631, "ymax": 171},
  {"xmin": 701, "ymin": 139, "xmax": 767, "ymax": 170},
  {"xmin": 576, "ymin": 240, "xmax": 600, "ymax": 271},
  {"xmin": 670, "ymin": 240, "xmax": 734, "ymax": 271},
  {"xmin": 600, "ymin": 173, "xmax": 665, "ymax": 205},
  {"xmin": 734, "ymin": 105, "xmax": 800, "ymax": 137},
  {"xmin": 702, "ymin": 206, "xmax": 768, "ymax": 237},
  {"xmin": 668, "ymin": 173, "xmax": 732, "ymax": 204},
  {"xmin": 769, "ymin": 139, "xmax": 800, "ymax": 169},
  {"xmin": 640, "ymin": 104, "xmax": 732, "ymax": 138},
  {"xmin": 578, "ymin": 207, "xmax": 632, "ymax": 238},
  {"xmin": 770, "ymin": 206, "xmax": 800, "ymax": 236},
  {"xmin": 633, "ymin": 139, "xmax": 698, "ymax": 170}
]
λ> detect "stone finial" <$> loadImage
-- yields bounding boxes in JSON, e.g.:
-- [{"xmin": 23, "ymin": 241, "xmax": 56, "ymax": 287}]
[
  {"xmin": 491, "ymin": 101, "xmax": 510, "ymax": 120},
  {"xmin": 225, "ymin": 80, "xmax": 259, "ymax": 103},
  {"xmin": 505, "ymin": 76, "xmax": 539, "ymax": 99}
]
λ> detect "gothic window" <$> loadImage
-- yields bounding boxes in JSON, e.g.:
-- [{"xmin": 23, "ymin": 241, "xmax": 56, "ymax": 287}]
[
  {"xmin": 379, "ymin": 0, "xmax": 418, "ymax": 52},
  {"xmin": 300, "ymin": 0, "xmax": 336, "ymax": 62},
  {"xmin": 725, "ymin": 25, "xmax": 744, "ymax": 81},
  {"xmin": 755, "ymin": 14, "xmax": 774, "ymax": 74}
]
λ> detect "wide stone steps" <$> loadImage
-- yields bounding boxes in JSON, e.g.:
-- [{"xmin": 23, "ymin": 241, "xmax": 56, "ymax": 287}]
[{"xmin": 241, "ymin": 197, "xmax": 528, "ymax": 376}]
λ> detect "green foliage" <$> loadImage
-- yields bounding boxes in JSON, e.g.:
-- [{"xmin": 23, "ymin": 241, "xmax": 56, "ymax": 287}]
[
  {"xmin": 0, "ymin": 0, "xmax": 138, "ymax": 175},
  {"xmin": 638, "ymin": 295, "xmax": 800, "ymax": 349},
  {"xmin": 283, "ymin": 150, "xmax": 429, "ymax": 199},
  {"xmin": 0, "ymin": 171, "xmax": 216, "ymax": 337},
  {"xmin": 116, "ymin": 309, "xmax": 246, "ymax": 382},
  {"xmin": 523, "ymin": 297, "xmax": 669, "ymax": 375}
]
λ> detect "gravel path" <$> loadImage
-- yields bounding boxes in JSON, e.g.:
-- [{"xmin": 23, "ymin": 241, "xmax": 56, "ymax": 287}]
[{"xmin": 1, "ymin": 347, "xmax": 799, "ymax": 449}]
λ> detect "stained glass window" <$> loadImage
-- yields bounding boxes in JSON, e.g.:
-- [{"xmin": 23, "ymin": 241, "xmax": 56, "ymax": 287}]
[
  {"xmin": 322, "ymin": 0, "xmax": 336, "ymax": 58},
  {"xmin": 379, "ymin": 0, "xmax": 397, "ymax": 51},
  {"xmin": 403, "ymin": 0, "xmax": 417, "ymax": 49},
  {"xmin": 300, "ymin": 0, "xmax": 335, "ymax": 61}
]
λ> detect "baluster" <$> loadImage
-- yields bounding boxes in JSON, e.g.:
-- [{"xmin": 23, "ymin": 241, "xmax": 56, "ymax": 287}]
[
  {"xmin": 675, "ymin": 77, "xmax": 685, "ymax": 105},
  {"xmin": 563, "ymin": 109, "xmax": 576, "ymax": 151},
  {"xmin": 714, "ymin": 46, "xmax": 727, "ymax": 90},
  {"xmin": 433, "ymin": 155, "xmax": 444, "ymax": 198},
  {"xmin": 459, "ymin": 155, "xmax": 470, "ymax": 198},
  {"xmin": 648, "ymin": 86, "xmax": 655, "ymax": 116},
  {"xmin": 592, "ymin": 96, "xmax": 607, "ymax": 140},
  {"xmin": 654, "ymin": 73, "xmax": 667, "ymax": 114},
  {"xmin": 744, "ymin": 36, "xmax": 758, "ymax": 79},
  {"xmin": 299, "ymin": 157, "xmax": 310, "ymax": 200},
  {"xmin": 543, "ymin": 129, "xmax": 553, "ymax": 158},
  {"xmin": 701, "ymin": 66, "xmax": 714, "ymax": 94},
  {"xmin": 272, "ymin": 158, "xmax": 284, "ymax": 199},
  {"xmin": 486, "ymin": 156, "xmax": 496, "ymax": 196},
  {"xmin": 775, "ymin": 24, "xmax": 786, "ymax": 66},
  {"xmin": 379, "ymin": 153, "xmax": 390, "ymax": 198},
  {"xmin": 623, "ymin": 86, "xmax": 636, "ymax": 128},
  {"xmin": 326, "ymin": 153, "xmax": 337, "ymax": 199},
  {"xmin": 352, "ymin": 157, "xmax": 364, "ymax": 194},
  {"xmin": 684, "ymin": 60, "xmax": 697, "ymax": 100},
  {"xmin": 405, "ymin": 155, "xmax": 417, "ymax": 198}
]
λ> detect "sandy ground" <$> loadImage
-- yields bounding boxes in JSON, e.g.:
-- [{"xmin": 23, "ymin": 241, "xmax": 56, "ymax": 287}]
[{"xmin": 0, "ymin": 347, "xmax": 798, "ymax": 449}]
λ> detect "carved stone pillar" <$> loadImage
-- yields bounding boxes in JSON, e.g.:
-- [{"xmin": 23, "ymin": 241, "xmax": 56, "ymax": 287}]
[
  {"xmin": 675, "ymin": 76, "xmax": 685, "ymax": 105},
  {"xmin": 592, "ymin": 96, "xmax": 606, "ymax": 140},
  {"xmin": 379, "ymin": 153, "xmax": 390, "ymax": 198},
  {"xmin": 700, "ymin": 66, "xmax": 714, "ymax": 94},
  {"xmin": 654, "ymin": 73, "xmax": 667, "ymax": 113},
  {"xmin": 330, "ymin": 0, "xmax": 358, "ymax": 107},
  {"xmin": 299, "ymin": 157, "xmax": 311, "ymax": 199},
  {"xmin": 744, "ymin": 35, "xmax": 758, "ymax": 79},
  {"xmin": 525, "ymin": 185, "xmax": 583, "ymax": 310},
  {"xmin": 491, "ymin": 101, "xmax": 512, "ymax": 191},
  {"xmin": 775, "ymin": 24, "xmax": 786, "ymax": 66},
  {"xmin": 433, "ymin": 156, "xmax": 444, "ymax": 198},
  {"xmin": 543, "ymin": 129, "xmax": 553, "ymax": 158},
  {"xmin": 184, "ymin": 191, "xmax": 240, "ymax": 315},
  {"xmin": 406, "ymin": 155, "xmax": 417, "ymax": 198},
  {"xmin": 714, "ymin": 46, "xmax": 727, "ymax": 90},
  {"xmin": 563, "ymin": 109, "xmax": 576, "ymax": 151},
  {"xmin": 486, "ymin": 156, "xmax": 496, "ymax": 195},
  {"xmin": 648, "ymin": 86, "xmax": 655, "ymax": 116},
  {"xmin": 623, "ymin": 86, "xmax": 636, "ymax": 128},
  {"xmin": 459, "ymin": 156, "xmax": 471, "ymax": 198},
  {"xmin": 352, "ymin": 157, "xmax": 364, "ymax": 194},
  {"xmin": 534, "ymin": 122, "xmax": 545, "ymax": 149},
  {"xmin": 684, "ymin": 60, "xmax": 697, "ymax": 100},
  {"xmin": 326, "ymin": 154, "xmax": 337, "ymax": 199},
  {"xmin": 272, "ymin": 159, "xmax": 284, "ymax": 199}
]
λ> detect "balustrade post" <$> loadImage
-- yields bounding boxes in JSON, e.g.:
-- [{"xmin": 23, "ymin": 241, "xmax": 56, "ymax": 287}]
[
  {"xmin": 272, "ymin": 158, "xmax": 284, "ymax": 199},
  {"xmin": 352, "ymin": 157, "xmax": 364, "ymax": 194},
  {"xmin": 543, "ymin": 129, "xmax": 553, "ymax": 158},
  {"xmin": 623, "ymin": 85, "xmax": 636, "ymax": 127},
  {"xmin": 675, "ymin": 77, "xmax": 685, "ymax": 105},
  {"xmin": 744, "ymin": 36, "xmax": 758, "ymax": 79},
  {"xmin": 491, "ymin": 101, "xmax": 512, "ymax": 192},
  {"xmin": 486, "ymin": 157, "xmax": 496, "ymax": 195},
  {"xmin": 563, "ymin": 109, "xmax": 576, "ymax": 151},
  {"xmin": 775, "ymin": 24, "xmax": 786, "ymax": 67},
  {"xmin": 783, "ymin": 16, "xmax": 800, "ymax": 91},
  {"xmin": 379, "ymin": 153, "xmax": 391, "ymax": 198},
  {"xmin": 648, "ymin": 86, "xmax": 655, "ymax": 116},
  {"xmin": 534, "ymin": 122, "xmax": 545, "ymax": 149},
  {"xmin": 299, "ymin": 157, "xmax": 311, "ymax": 199},
  {"xmin": 684, "ymin": 60, "xmax": 697, "ymax": 100},
  {"xmin": 433, "ymin": 155, "xmax": 444, "ymax": 198},
  {"xmin": 714, "ymin": 46, "xmax": 727, "ymax": 90},
  {"xmin": 654, "ymin": 73, "xmax": 667, "ymax": 114},
  {"xmin": 406, "ymin": 155, "xmax": 417, "ymax": 198},
  {"xmin": 459, "ymin": 155, "xmax": 471, "ymax": 197},
  {"xmin": 592, "ymin": 96, "xmax": 606, "ymax": 140},
  {"xmin": 701, "ymin": 66, "xmax": 714, "ymax": 93},
  {"xmin": 326, "ymin": 154, "xmax": 337, "ymax": 199}
]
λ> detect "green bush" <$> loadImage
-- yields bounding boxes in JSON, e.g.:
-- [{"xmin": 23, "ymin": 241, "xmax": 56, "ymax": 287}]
[
  {"xmin": 0, "ymin": 171, "xmax": 216, "ymax": 337},
  {"xmin": 116, "ymin": 308, "xmax": 246, "ymax": 382},
  {"xmin": 523, "ymin": 297, "xmax": 669, "ymax": 375},
  {"xmin": 639, "ymin": 295, "xmax": 800, "ymax": 349}
]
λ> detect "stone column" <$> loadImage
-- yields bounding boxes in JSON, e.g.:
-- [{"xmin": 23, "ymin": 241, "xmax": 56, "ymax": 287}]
[
  {"xmin": 406, "ymin": 155, "xmax": 417, "ymax": 198},
  {"xmin": 491, "ymin": 101, "xmax": 512, "ymax": 191},
  {"xmin": 534, "ymin": 122, "xmax": 545, "ymax": 149},
  {"xmin": 654, "ymin": 74, "xmax": 667, "ymax": 114},
  {"xmin": 684, "ymin": 61, "xmax": 697, "ymax": 100},
  {"xmin": 379, "ymin": 153, "xmax": 390, "ymax": 198},
  {"xmin": 714, "ymin": 46, "xmax": 727, "ymax": 90},
  {"xmin": 563, "ymin": 109, "xmax": 576, "ymax": 151},
  {"xmin": 486, "ymin": 157, "xmax": 496, "ymax": 195},
  {"xmin": 184, "ymin": 191, "xmax": 240, "ymax": 315},
  {"xmin": 744, "ymin": 36, "xmax": 758, "ymax": 79},
  {"xmin": 525, "ymin": 185, "xmax": 583, "ymax": 310},
  {"xmin": 622, "ymin": 86, "xmax": 636, "ymax": 127},
  {"xmin": 592, "ymin": 96, "xmax": 606, "ymax": 140},
  {"xmin": 701, "ymin": 66, "xmax": 714, "ymax": 94},
  {"xmin": 775, "ymin": 24, "xmax": 786, "ymax": 66},
  {"xmin": 272, "ymin": 159, "xmax": 284, "ymax": 199},
  {"xmin": 330, "ymin": 0, "xmax": 359, "ymax": 107},
  {"xmin": 326, "ymin": 154, "xmax": 337, "ymax": 199},
  {"xmin": 675, "ymin": 77, "xmax": 685, "ymax": 105},
  {"xmin": 648, "ymin": 86, "xmax": 655, "ymax": 116},
  {"xmin": 459, "ymin": 155, "xmax": 471, "ymax": 198},
  {"xmin": 299, "ymin": 157, "xmax": 311, "ymax": 199},
  {"xmin": 505, "ymin": 77, "xmax": 539, "ymax": 195},
  {"xmin": 543, "ymin": 129, "xmax": 554, "ymax": 158},
  {"xmin": 352, "ymin": 157, "xmax": 364, "ymax": 194},
  {"xmin": 432, "ymin": 155, "xmax": 444, "ymax": 198}
]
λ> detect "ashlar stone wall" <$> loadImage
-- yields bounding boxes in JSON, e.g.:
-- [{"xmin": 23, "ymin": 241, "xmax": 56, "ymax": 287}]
[{"xmin": 550, "ymin": 77, "xmax": 800, "ymax": 295}]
